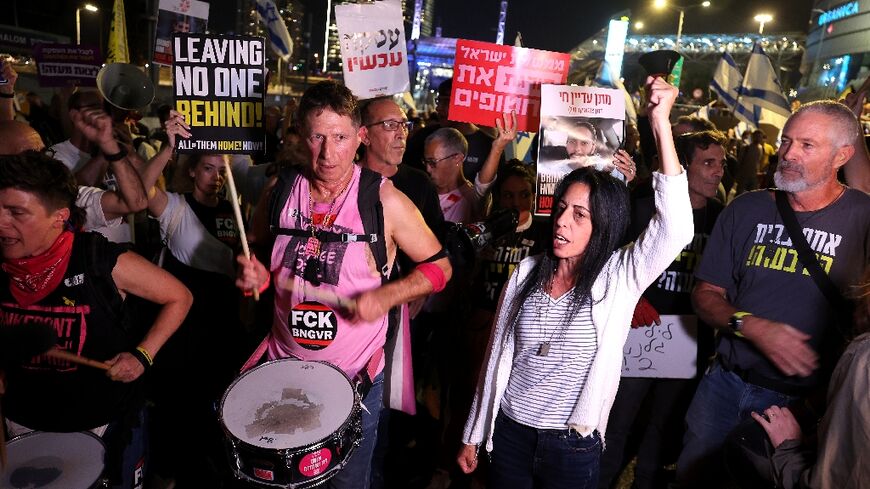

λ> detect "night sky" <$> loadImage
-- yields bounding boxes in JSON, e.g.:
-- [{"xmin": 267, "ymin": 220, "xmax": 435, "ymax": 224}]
[{"xmin": 9, "ymin": 0, "xmax": 817, "ymax": 59}]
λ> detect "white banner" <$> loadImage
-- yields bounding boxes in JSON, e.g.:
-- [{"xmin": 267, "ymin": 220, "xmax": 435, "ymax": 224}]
[
  {"xmin": 335, "ymin": 0, "xmax": 409, "ymax": 100},
  {"xmin": 621, "ymin": 315, "xmax": 699, "ymax": 379}
]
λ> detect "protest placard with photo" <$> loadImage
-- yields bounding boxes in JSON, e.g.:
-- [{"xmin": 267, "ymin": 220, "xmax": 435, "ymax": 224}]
[
  {"xmin": 154, "ymin": 0, "xmax": 210, "ymax": 67},
  {"xmin": 336, "ymin": 1, "xmax": 409, "ymax": 100},
  {"xmin": 535, "ymin": 84, "xmax": 625, "ymax": 216},
  {"xmin": 33, "ymin": 44, "xmax": 102, "ymax": 87},
  {"xmin": 173, "ymin": 33, "xmax": 266, "ymax": 155},
  {"xmin": 448, "ymin": 40, "xmax": 570, "ymax": 133}
]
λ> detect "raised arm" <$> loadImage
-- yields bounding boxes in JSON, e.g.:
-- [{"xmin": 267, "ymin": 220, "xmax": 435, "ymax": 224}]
[
  {"xmin": 477, "ymin": 111, "xmax": 517, "ymax": 186},
  {"xmin": 0, "ymin": 60, "xmax": 18, "ymax": 122},
  {"xmin": 841, "ymin": 88, "xmax": 870, "ymax": 192},
  {"xmin": 646, "ymin": 76, "xmax": 681, "ymax": 176}
]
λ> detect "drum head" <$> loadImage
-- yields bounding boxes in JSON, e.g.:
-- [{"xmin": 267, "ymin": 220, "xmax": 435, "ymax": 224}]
[
  {"xmin": 221, "ymin": 359, "xmax": 355, "ymax": 450},
  {"xmin": 1, "ymin": 431, "xmax": 105, "ymax": 489}
]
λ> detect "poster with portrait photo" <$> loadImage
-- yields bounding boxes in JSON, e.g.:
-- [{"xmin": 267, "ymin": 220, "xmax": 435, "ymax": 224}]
[
  {"xmin": 154, "ymin": 0, "xmax": 210, "ymax": 66},
  {"xmin": 535, "ymin": 85, "xmax": 625, "ymax": 216}
]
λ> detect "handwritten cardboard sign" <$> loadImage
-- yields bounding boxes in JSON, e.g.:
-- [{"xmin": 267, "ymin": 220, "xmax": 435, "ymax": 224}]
[
  {"xmin": 173, "ymin": 33, "xmax": 266, "ymax": 154},
  {"xmin": 448, "ymin": 39, "xmax": 570, "ymax": 132},
  {"xmin": 535, "ymin": 84, "xmax": 625, "ymax": 216},
  {"xmin": 621, "ymin": 315, "xmax": 699, "ymax": 379},
  {"xmin": 336, "ymin": 1, "xmax": 409, "ymax": 99}
]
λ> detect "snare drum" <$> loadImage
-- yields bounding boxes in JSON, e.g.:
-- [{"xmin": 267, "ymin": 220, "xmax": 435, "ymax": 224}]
[
  {"xmin": 1, "ymin": 431, "xmax": 107, "ymax": 489},
  {"xmin": 220, "ymin": 359, "xmax": 362, "ymax": 488}
]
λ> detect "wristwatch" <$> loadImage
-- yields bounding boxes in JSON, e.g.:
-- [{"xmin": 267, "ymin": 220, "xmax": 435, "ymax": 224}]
[{"xmin": 729, "ymin": 311, "xmax": 752, "ymax": 335}]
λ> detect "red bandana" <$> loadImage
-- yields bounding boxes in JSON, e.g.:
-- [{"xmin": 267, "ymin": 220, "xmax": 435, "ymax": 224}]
[{"xmin": 2, "ymin": 230, "xmax": 75, "ymax": 307}]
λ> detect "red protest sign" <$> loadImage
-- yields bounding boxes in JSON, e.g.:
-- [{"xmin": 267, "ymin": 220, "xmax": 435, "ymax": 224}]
[{"xmin": 448, "ymin": 39, "xmax": 570, "ymax": 132}]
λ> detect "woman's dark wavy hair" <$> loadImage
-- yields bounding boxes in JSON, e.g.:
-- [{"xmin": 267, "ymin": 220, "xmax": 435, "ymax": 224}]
[
  {"xmin": 0, "ymin": 150, "xmax": 85, "ymax": 229},
  {"xmin": 503, "ymin": 167, "xmax": 630, "ymax": 335}
]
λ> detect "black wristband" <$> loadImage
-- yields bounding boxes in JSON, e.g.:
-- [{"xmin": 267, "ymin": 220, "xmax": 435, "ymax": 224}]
[
  {"xmin": 104, "ymin": 147, "xmax": 128, "ymax": 162},
  {"xmin": 0, "ymin": 92, "xmax": 13, "ymax": 99},
  {"xmin": 129, "ymin": 348, "xmax": 152, "ymax": 371}
]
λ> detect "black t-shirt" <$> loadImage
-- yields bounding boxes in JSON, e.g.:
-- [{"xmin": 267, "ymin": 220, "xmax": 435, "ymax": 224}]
[
  {"xmin": 2, "ymin": 233, "xmax": 140, "ymax": 431},
  {"xmin": 628, "ymin": 195, "xmax": 724, "ymax": 314},
  {"xmin": 471, "ymin": 219, "xmax": 550, "ymax": 312},
  {"xmin": 390, "ymin": 164, "xmax": 445, "ymax": 238},
  {"xmin": 184, "ymin": 194, "xmax": 240, "ymax": 250},
  {"xmin": 696, "ymin": 189, "xmax": 870, "ymax": 386}
]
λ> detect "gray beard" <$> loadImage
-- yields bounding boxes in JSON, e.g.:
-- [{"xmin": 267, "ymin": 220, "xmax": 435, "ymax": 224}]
[{"xmin": 773, "ymin": 169, "xmax": 808, "ymax": 192}]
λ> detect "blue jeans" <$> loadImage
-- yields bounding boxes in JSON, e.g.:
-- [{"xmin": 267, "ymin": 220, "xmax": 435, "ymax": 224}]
[
  {"xmin": 103, "ymin": 408, "xmax": 148, "ymax": 489},
  {"xmin": 327, "ymin": 372, "xmax": 383, "ymax": 489},
  {"xmin": 489, "ymin": 412, "xmax": 602, "ymax": 489},
  {"xmin": 673, "ymin": 364, "xmax": 796, "ymax": 488}
]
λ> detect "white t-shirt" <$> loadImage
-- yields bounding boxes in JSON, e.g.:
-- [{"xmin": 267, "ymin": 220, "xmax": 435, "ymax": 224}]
[
  {"xmin": 51, "ymin": 140, "xmax": 91, "ymax": 173},
  {"xmin": 76, "ymin": 186, "xmax": 131, "ymax": 243},
  {"xmin": 155, "ymin": 192, "xmax": 235, "ymax": 278}
]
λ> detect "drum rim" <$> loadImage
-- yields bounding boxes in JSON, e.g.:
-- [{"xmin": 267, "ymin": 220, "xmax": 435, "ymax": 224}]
[
  {"xmin": 3, "ymin": 431, "xmax": 106, "ymax": 488},
  {"xmin": 7, "ymin": 429, "xmax": 106, "ymax": 447},
  {"xmin": 219, "ymin": 358, "xmax": 361, "ymax": 451}
]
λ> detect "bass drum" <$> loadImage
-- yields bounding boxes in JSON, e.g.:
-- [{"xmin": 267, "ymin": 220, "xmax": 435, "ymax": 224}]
[
  {"xmin": 1, "ymin": 431, "xmax": 107, "ymax": 489},
  {"xmin": 220, "ymin": 359, "xmax": 362, "ymax": 488}
]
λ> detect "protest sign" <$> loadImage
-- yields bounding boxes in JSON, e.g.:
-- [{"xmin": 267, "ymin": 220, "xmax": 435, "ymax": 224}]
[
  {"xmin": 622, "ymin": 315, "xmax": 699, "ymax": 379},
  {"xmin": 336, "ymin": 1, "xmax": 409, "ymax": 99},
  {"xmin": 173, "ymin": 33, "xmax": 266, "ymax": 155},
  {"xmin": 33, "ymin": 44, "xmax": 102, "ymax": 87},
  {"xmin": 154, "ymin": 0, "xmax": 210, "ymax": 66},
  {"xmin": 448, "ymin": 39, "xmax": 570, "ymax": 132},
  {"xmin": 535, "ymin": 84, "xmax": 625, "ymax": 216}
]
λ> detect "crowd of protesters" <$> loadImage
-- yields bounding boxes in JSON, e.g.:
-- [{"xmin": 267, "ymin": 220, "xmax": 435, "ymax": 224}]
[{"xmin": 0, "ymin": 50, "xmax": 869, "ymax": 489}]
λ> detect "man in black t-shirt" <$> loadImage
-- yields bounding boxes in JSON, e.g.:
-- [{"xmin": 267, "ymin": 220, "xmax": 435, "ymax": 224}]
[
  {"xmin": 599, "ymin": 130, "xmax": 727, "ymax": 489},
  {"xmin": 674, "ymin": 101, "xmax": 870, "ymax": 488},
  {"xmin": 359, "ymin": 97, "xmax": 445, "ymax": 240}
]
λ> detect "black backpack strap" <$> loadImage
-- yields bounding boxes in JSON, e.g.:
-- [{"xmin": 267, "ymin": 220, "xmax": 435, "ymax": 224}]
[
  {"xmin": 357, "ymin": 167, "xmax": 390, "ymax": 283},
  {"xmin": 774, "ymin": 190, "xmax": 852, "ymax": 336},
  {"xmin": 268, "ymin": 166, "xmax": 300, "ymax": 233}
]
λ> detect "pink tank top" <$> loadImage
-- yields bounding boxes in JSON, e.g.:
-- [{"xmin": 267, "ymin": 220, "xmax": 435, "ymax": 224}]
[{"xmin": 267, "ymin": 165, "xmax": 386, "ymax": 378}]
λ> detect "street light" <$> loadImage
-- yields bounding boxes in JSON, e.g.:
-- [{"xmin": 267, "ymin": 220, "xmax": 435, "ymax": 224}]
[
  {"xmin": 652, "ymin": 1, "xmax": 711, "ymax": 49},
  {"xmin": 634, "ymin": 21, "xmax": 645, "ymax": 31},
  {"xmin": 754, "ymin": 13, "xmax": 773, "ymax": 35},
  {"xmin": 76, "ymin": 4, "xmax": 99, "ymax": 45}
]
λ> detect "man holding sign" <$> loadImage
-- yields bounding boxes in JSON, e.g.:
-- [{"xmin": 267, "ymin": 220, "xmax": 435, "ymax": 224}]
[{"xmin": 239, "ymin": 81, "xmax": 451, "ymax": 489}]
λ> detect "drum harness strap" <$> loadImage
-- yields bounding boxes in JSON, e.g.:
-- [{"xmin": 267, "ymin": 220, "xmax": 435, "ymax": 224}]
[{"xmin": 240, "ymin": 166, "xmax": 391, "ymax": 400}]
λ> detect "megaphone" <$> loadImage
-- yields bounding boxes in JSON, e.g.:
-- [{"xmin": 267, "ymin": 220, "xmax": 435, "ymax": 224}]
[
  {"xmin": 96, "ymin": 63, "xmax": 155, "ymax": 111},
  {"xmin": 638, "ymin": 50, "xmax": 682, "ymax": 78}
]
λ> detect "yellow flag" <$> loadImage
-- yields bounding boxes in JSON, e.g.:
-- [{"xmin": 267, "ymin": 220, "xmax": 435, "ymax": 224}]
[{"xmin": 106, "ymin": 0, "xmax": 129, "ymax": 63}]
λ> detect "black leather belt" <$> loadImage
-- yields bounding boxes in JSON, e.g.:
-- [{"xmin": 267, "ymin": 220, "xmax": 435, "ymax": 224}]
[{"xmin": 718, "ymin": 359, "xmax": 810, "ymax": 397}]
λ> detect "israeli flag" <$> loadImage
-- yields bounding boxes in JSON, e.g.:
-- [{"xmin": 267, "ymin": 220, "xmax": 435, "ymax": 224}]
[
  {"xmin": 710, "ymin": 52, "xmax": 757, "ymax": 126},
  {"xmin": 740, "ymin": 43, "xmax": 791, "ymax": 118},
  {"xmin": 256, "ymin": 0, "xmax": 293, "ymax": 61}
]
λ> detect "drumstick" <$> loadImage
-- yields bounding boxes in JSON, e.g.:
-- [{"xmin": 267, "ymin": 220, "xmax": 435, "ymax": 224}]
[
  {"xmin": 45, "ymin": 348, "xmax": 111, "ymax": 371},
  {"xmin": 223, "ymin": 159, "xmax": 259, "ymax": 301},
  {"xmin": 276, "ymin": 276, "xmax": 358, "ymax": 313}
]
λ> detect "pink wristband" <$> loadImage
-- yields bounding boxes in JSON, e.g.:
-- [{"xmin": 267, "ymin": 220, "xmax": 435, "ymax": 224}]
[{"xmin": 416, "ymin": 262, "xmax": 446, "ymax": 293}]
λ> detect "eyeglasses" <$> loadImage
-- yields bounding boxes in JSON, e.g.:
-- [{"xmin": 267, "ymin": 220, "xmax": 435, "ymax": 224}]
[
  {"xmin": 422, "ymin": 153, "xmax": 461, "ymax": 168},
  {"xmin": 366, "ymin": 119, "xmax": 413, "ymax": 132}
]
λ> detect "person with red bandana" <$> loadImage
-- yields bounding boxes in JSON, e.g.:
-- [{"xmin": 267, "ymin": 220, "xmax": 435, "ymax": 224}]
[{"xmin": 0, "ymin": 151, "xmax": 191, "ymax": 488}]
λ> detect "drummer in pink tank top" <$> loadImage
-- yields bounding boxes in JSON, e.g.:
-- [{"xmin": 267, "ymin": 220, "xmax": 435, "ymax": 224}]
[{"xmin": 238, "ymin": 81, "xmax": 451, "ymax": 489}]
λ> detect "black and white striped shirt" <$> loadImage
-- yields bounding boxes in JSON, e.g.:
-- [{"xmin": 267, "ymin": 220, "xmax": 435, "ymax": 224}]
[{"xmin": 500, "ymin": 287, "xmax": 597, "ymax": 429}]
